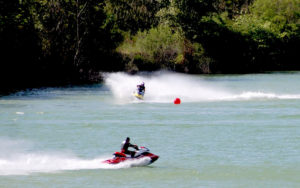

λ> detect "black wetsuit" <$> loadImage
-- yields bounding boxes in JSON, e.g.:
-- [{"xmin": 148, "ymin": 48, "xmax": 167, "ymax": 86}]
[
  {"xmin": 138, "ymin": 85, "xmax": 145, "ymax": 93},
  {"xmin": 122, "ymin": 142, "xmax": 136, "ymax": 157}
]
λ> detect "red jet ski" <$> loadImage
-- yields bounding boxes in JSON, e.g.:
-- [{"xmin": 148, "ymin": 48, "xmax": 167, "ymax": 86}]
[{"xmin": 103, "ymin": 146, "xmax": 159, "ymax": 165}]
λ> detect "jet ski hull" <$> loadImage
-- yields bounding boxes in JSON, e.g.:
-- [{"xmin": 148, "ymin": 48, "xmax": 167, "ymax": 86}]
[
  {"xmin": 103, "ymin": 147, "xmax": 159, "ymax": 165},
  {"xmin": 103, "ymin": 154, "xmax": 159, "ymax": 165},
  {"xmin": 133, "ymin": 92, "xmax": 144, "ymax": 100},
  {"xmin": 133, "ymin": 90, "xmax": 145, "ymax": 100}
]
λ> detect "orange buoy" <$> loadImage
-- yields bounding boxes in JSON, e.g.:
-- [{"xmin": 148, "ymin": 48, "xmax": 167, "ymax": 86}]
[{"xmin": 174, "ymin": 98, "xmax": 181, "ymax": 104}]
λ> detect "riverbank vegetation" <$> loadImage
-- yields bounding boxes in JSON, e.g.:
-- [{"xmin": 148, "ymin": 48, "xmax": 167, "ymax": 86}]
[{"xmin": 1, "ymin": 0, "xmax": 299, "ymax": 92}]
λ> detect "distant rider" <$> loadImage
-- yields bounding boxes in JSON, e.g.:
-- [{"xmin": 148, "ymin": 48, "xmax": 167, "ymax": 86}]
[
  {"xmin": 121, "ymin": 137, "xmax": 139, "ymax": 158},
  {"xmin": 137, "ymin": 82, "xmax": 145, "ymax": 94}
]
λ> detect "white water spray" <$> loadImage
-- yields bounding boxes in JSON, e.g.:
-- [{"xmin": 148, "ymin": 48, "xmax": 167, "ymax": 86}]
[
  {"xmin": 0, "ymin": 138, "xmax": 149, "ymax": 176},
  {"xmin": 104, "ymin": 71, "xmax": 300, "ymax": 103},
  {"xmin": 104, "ymin": 71, "xmax": 231, "ymax": 103}
]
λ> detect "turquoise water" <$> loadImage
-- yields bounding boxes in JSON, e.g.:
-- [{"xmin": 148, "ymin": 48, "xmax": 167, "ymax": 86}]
[{"xmin": 1, "ymin": 71, "xmax": 300, "ymax": 187}]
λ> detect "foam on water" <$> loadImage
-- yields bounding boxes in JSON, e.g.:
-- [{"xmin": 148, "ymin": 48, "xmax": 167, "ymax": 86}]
[
  {"xmin": 104, "ymin": 71, "xmax": 231, "ymax": 103},
  {"xmin": 104, "ymin": 71, "xmax": 300, "ymax": 103},
  {"xmin": 228, "ymin": 92, "xmax": 300, "ymax": 100},
  {"xmin": 0, "ymin": 138, "xmax": 148, "ymax": 176}
]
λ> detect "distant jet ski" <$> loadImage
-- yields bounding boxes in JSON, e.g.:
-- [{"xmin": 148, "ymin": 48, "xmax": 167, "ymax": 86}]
[
  {"xmin": 103, "ymin": 146, "xmax": 159, "ymax": 165},
  {"xmin": 133, "ymin": 82, "xmax": 145, "ymax": 100},
  {"xmin": 133, "ymin": 89, "xmax": 145, "ymax": 100}
]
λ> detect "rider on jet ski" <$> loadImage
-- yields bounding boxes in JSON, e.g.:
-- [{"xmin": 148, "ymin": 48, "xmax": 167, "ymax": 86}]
[
  {"xmin": 121, "ymin": 137, "xmax": 139, "ymax": 158},
  {"xmin": 137, "ymin": 82, "xmax": 145, "ymax": 94}
]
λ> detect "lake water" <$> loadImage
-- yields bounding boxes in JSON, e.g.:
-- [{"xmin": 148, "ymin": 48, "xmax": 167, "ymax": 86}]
[{"xmin": 1, "ymin": 71, "xmax": 300, "ymax": 187}]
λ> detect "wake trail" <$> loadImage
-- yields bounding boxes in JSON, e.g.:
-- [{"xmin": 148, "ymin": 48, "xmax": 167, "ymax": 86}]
[
  {"xmin": 0, "ymin": 138, "xmax": 147, "ymax": 176},
  {"xmin": 104, "ymin": 71, "xmax": 231, "ymax": 103},
  {"xmin": 104, "ymin": 71, "xmax": 300, "ymax": 103},
  {"xmin": 226, "ymin": 92, "xmax": 300, "ymax": 100}
]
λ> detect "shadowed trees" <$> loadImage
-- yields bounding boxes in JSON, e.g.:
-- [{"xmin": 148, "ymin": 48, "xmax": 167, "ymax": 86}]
[{"xmin": 0, "ymin": 0, "xmax": 299, "ymax": 94}]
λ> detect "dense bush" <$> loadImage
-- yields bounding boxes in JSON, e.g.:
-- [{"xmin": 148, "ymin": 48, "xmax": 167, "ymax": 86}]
[
  {"xmin": 173, "ymin": 0, "xmax": 300, "ymax": 73},
  {"xmin": 117, "ymin": 24, "xmax": 184, "ymax": 71},
  {"xmin": 230, "ymin": 0, "xmax": 300, "ymax": 69},
  {"xmin": 104, "ymin": 0, "xmax": 170, "ymax": 34}
]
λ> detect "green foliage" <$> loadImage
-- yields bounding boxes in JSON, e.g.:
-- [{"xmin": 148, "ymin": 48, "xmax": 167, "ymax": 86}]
[
  {"xmin": 117, "ymin": 24, "xmax": 185, "ymax": 71},
  {"xmin": 233, "ymin": 0, "xmax": 300, "ymax": 39},
  {"xmin": 172, "ymin": 0, "xmax": 300, "ymax": 73},
  {"xmin": 105, "ymin": 0, "xmax": 170, "ymax": 34},
  {"xmin": 1, "ymin": 0, "xmax": 300, "ymax": 92},
  {"xmin": 156, "ymin": 0, "xmax": 180, "ymax": 26},
  {"xmin": 215, "ymin": 0, "xmax": 254, "ymax": 17},
  {"xmin": 228, "ymin": 0, "xmax": 300, "ymax": 70},
  {"xmin": 174, "ymin": 0, "xmax": 218, "ymax": 41}
]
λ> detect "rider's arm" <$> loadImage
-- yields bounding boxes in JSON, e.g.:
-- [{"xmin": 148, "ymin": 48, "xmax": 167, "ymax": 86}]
[
  {"xmin": 128, "ymin": 143, "xmax": 134, "ymax": 147},
  {"xmin": 129, "ymin": 143, "xmax": 138, "ymax": 149}
]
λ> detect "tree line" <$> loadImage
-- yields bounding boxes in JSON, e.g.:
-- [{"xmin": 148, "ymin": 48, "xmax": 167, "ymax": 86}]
[{"xmin": 0, "ymin": 0, "xmax": 299, "ymax": 92}]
